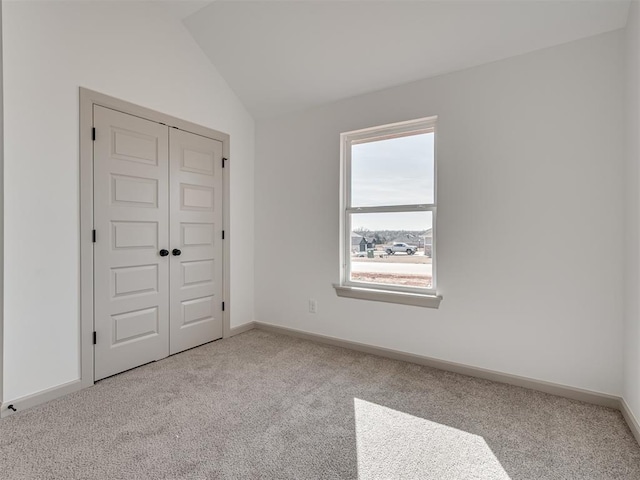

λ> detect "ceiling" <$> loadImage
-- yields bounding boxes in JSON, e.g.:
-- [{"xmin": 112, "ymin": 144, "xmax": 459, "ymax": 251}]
[{"xmin": 184, "ymin": 1, "xmax": 631, "ymax": 119}]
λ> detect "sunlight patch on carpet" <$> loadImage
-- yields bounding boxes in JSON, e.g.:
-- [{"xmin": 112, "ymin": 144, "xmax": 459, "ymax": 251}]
[{"xmin": 354, "ymin": 398, "xmax": 511, "ymax": 480}]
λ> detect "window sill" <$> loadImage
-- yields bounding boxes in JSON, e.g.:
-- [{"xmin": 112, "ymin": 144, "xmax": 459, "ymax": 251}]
[{"xmin": 333, "ymin": 284, "xmax": 442, "ymax": 308}]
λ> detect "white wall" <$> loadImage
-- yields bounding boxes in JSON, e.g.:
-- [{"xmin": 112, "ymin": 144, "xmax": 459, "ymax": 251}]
[
  {"xmin": 624, "ymin": 1, "xmax": 640, "ymax": 420},
  {"xmin": 2, "ymin": 2, "xmax": 255, "ymax": 402},
  {"xmin": 255, "ymin": 31, "xmax": 625, "ymax": 395}
]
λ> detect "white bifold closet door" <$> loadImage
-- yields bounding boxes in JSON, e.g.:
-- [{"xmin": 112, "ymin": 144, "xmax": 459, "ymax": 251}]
[{"xmin": 93, "ymin": 106, "xmax": 223, "ymax": 381}]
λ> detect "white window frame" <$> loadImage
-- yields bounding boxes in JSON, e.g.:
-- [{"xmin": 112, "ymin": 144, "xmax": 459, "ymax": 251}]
[{"xmin": 334, "ymin": 116, "xmax": 442, "ymax": 308}]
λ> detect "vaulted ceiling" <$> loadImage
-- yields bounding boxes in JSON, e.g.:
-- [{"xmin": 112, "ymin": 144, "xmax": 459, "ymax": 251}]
[{"xmin": 184, "ymin": 1, "xmax": 631, "ymax": 119}]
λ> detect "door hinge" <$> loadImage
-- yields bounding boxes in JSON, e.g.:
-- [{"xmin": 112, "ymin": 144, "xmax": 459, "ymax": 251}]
[
  {"xmin": 92, "ymin": 128, "xmax": 96, "ymax": 141},
  {"xmin": 222, "ymin": 157, "xmax": 227, "ymax": 168},
  {"xmin": 93, "ymin": 331, "xmax": 97, "ymax": 345},
  {"xmin": 92, "ymin": 230, "xmax": 96, "ymax": 243},
  {"xmin": 222, "ymin": 230, "xmax": 225, "ymax": 240},
  {"xmin": 222, "ymin": 302, "xmax": 225, "ymax": 311}
]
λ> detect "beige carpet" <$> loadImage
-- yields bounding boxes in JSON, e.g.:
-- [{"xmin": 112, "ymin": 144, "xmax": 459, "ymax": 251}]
[{"xmin": 0, "ymin": 329, "xmax": 638, "ymax": 479}]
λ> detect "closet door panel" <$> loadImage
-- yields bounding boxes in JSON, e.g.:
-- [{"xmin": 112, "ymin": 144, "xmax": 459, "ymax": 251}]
[
  {"xmin": 93, "ymin": 106, "xmax": 170, "ymax": 380},
  {"xmin": 169, "ymin": 129, "xmax": 223, "ymax": 354}
]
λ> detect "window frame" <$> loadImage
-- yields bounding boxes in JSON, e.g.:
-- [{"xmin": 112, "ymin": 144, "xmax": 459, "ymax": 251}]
[{"xmin": 337, "ymin": 116, "xmax": 441, "ymax": 307}]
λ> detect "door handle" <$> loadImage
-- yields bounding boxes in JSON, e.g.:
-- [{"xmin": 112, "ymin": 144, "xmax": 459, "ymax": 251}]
[
  {"xmin": 172, "ymin": 249, "xmax": 182, "ymax": 256},
  {"xmin": 159, "ymin": 249, "xmax": 169, "ymax": 257}
]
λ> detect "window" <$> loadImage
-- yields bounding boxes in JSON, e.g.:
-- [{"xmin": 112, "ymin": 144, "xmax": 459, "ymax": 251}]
[{"xmin": 335, "ymin": 117, "xmax": 441, "ymax": 308}]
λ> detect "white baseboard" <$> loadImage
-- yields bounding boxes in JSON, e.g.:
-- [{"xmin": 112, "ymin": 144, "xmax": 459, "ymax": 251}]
[
  {"xmin": 254, "ymin": 321, "xmax": 621, "ymax": 409},
  {"xmin": 620, "ymin": 398, "xmax": 640, "ymax": 445},
  {"xmin": 0, "ymin": 322, "xmax": 259, "ymax": 417},
  {"xmin": 1, "ymin": 379, "xmax": 83, "ymax": 418},
  {"xmin": 3, "ymin": 322, "xmax": 637, "ymax": 448},
  {"xmin": 228, "ymin": 321, "xmax": 256, "ymax": 337}
]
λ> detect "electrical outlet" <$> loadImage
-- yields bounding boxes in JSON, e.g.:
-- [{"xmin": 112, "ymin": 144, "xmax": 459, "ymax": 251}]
[{"xmin": 309, "ymin": 299, "xmax": 317, "ymax": 314}]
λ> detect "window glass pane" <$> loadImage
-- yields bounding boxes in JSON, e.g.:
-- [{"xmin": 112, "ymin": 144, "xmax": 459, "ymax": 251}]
[
  {"xmin": 351, "ymin": 132, "xmax": 434, "ymax": 207},
  {"xmin": 349, "ymin": 212, "xmax": 433, "ymax": 289}
]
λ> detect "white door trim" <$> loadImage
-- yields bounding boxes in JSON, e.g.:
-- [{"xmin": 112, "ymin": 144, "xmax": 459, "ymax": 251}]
[
  {"xmin": 79, "ymin": 87, "xmax": 231, "ymax": 388},
  {"xmin": 0, "ymin": 2, "xmax": 5, "ymax": 408}
]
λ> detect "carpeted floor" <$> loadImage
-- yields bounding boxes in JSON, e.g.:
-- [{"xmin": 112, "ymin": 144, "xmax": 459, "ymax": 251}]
[{"xmin": 0, "ymin": 329, "xmax": 639, "ymax": 479}]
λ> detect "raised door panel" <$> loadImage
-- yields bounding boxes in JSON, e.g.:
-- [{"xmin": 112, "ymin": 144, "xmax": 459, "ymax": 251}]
[
  {"xmin": 111, "ymin": 264, "xmax": 159, "ymax": 298},
  {"xmin": 182, "ymin": 148, "xmax": 215, "ymax": 175},
  {"xmin": 181, "ymin": 184, "xmax": 215, "ymax": 211},
  {"xmin": 112, "ymin": 307, "xmax": 159, "ymax": 345},
  {"xmin": 111, "ymin": 175, "xmax": 158, "ymax": 208},
  {"xmin": 182, "ymin": 296, "xmax": 215, "ymax": 327},
  {"xmin": 94, "ymin": 105, "xmax": 170, "ymax": 381},
  {"xmin": 181, "ymin": 222, "xmax": 215, "ymax": 247},
  {"xmin": 182, "ymin": 259, "xmax": 215, "ymax": 287},
  {"xmin": 111, "ymin": 221, "xmax": 158, "ymax": 250},
  {"xmin": 169, "ymin": 129, "xmax": 223, "ymax": 355},
  {"xmin": 111, "ymin": 128, "xmax": 159, "ymax": 165}
]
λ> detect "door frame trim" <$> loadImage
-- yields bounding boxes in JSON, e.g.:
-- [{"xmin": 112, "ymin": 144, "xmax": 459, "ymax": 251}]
[
  {"xmin": 0, "ymin": 2, "xmax": 5, "ymax": 409},
  {"xmin": 79, "ymin": 87, "xmax": 231, "ymax": 388}
]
